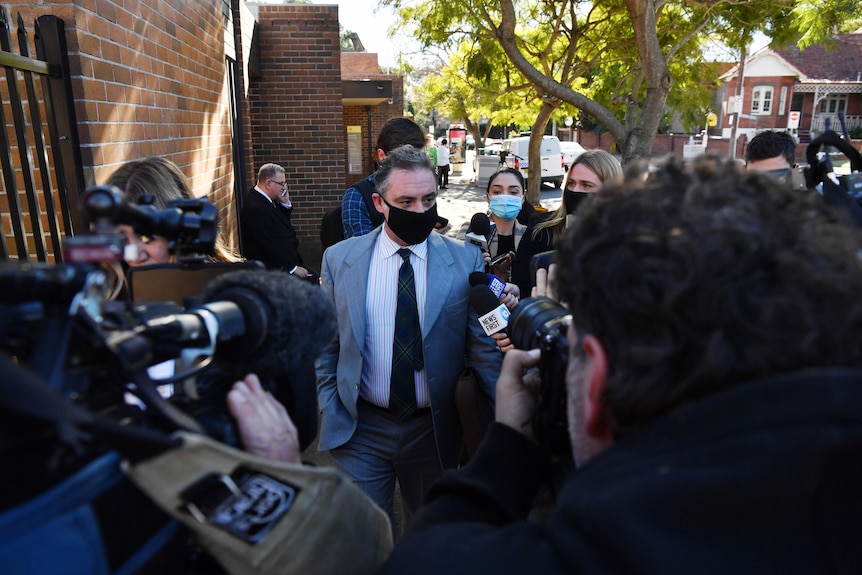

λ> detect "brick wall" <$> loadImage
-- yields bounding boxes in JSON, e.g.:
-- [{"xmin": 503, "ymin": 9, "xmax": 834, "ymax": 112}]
[
  {"xmin": 342, "ymin": 75, "xmax": 405, "ymax": 184},
  {"xmin": 3, "ymin": 1, "xmax": 398, "ymax": 266},
  {"xmin": 247, "ymin": 4, "xmax": 344, "ymax": 267},
  {"xmin": 3, "ymin": 0, "xmax": 239, "ymax": 255},
  {"xmin": 73, "ymin": 0, "xmax": 233, "ymax": 210},
  {"xmin": 722, "ymin": 75, "xmax": 797, "ymax": 131}
]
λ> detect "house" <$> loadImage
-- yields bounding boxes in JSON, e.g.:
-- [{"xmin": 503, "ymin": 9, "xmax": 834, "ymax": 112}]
[{"xmin": 719, "ymin": 30, "xmax": 862, "ymax": 150}]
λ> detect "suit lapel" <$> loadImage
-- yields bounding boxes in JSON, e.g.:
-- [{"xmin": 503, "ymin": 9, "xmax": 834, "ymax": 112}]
[
  {"xmin": 341, "ymin": 228, "xmax": 379, "ymax": 349},
  {"xmin": 423, "ymin": 233, "xmax": 455, "ymax": 338}
]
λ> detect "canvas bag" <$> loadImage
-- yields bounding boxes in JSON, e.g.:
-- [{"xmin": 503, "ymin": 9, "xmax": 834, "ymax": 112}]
[
  {"xmin": 0, "ymin": 356, "xmax": 392, "ymax": 575},
  {"xmin": 124, "ymin": 432, "xmax": 393, "ymax": 575}
]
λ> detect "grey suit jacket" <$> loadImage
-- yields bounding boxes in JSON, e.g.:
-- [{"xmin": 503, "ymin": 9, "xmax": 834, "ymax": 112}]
[{"xmin": 315, "ymin": 227, "xmax": 502, "ymax": 470}]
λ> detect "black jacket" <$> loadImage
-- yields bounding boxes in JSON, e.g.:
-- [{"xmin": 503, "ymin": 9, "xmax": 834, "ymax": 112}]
[
  {"xmin": 380, "ymin": 369, "xmax": 862, "ymax": 574},
  {"xmin": 240, "ymin": 189, "xmax": 303, "ymax": 271}
]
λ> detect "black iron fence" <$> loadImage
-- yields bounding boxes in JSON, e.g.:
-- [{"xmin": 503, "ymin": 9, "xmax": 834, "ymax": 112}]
[{"xmin": 0, "ymin": 9, "xmax": 84, "ymax": 262}]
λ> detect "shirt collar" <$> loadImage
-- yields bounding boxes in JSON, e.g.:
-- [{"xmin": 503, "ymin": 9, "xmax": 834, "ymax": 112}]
[
  {"xmin": 377, "ymin": 228, "xmax": 428, "ymax": 261},
  {"xmin": 254, "ymin": 186, "xmax": 274, "ymax": 202}
]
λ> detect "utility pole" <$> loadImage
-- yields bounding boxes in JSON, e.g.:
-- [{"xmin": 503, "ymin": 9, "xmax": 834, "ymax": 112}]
[{"xmin": 728, "ymin": 40, "xmax": 748, "ymax": 160}]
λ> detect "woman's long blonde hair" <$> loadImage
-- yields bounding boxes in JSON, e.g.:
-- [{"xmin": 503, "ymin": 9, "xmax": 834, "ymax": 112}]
[
  {"xmin": 532, "ymin": 149, "xmax": 623, "ymax": 245},
  {"xmin": 106, "ymin": 157, "xmax": 241, "ymax": 262},
  {"xmin": 104, "ymin": 157, "xmax": 242, "ymax": 298}
]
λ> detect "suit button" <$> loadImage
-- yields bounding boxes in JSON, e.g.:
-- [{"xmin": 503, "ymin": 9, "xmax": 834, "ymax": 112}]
[{"xmin": 355, "ymin": 384, "xmax": 359, "ymax": 390}]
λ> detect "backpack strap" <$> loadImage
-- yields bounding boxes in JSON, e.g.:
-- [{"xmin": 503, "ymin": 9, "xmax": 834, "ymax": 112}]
[{"xmin": 350, "ymin": 176, "xmax": 384, "ymax": 229}]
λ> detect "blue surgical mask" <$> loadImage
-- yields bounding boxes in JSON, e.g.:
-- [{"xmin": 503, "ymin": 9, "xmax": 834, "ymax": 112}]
[{"xmin": 488, "ymin": 195, "xmax": 523, "ymax": 220}]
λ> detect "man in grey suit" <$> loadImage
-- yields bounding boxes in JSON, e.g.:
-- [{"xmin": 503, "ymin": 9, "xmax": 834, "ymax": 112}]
[{"xmin": 316, "ymin": 145, "xmax": 502, "ymax": 531}]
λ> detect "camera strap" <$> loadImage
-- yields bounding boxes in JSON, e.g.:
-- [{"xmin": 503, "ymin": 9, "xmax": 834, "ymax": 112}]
[{"xmin": 0, "ymin": 355, "xmax": 180, "ymax": 462}]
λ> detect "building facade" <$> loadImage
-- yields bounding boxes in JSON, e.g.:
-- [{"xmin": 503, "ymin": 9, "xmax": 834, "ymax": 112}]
[
  {"xmin": 720, "ymin": 31, "xmax": 862, "ymax": 157},
  {"xmin": 1, "ymin": 0, "xmax": 404, "ymax": 266}
]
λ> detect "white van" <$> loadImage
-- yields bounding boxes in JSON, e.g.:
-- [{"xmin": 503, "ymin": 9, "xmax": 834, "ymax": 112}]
[{"xmin": 500, "ymin": 135, "xmax": 565, "ymax": 188}]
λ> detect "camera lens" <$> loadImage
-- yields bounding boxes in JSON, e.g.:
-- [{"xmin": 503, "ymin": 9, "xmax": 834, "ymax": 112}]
[{"xmin": 509, "ymin": 297, "xmax": 571, "ymax": 351}]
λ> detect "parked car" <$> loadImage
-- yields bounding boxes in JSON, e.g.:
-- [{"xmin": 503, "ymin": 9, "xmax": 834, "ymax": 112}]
[
  {"xmin": 500, "ymin": 135, "xmax": 565, "ymax": 188},
  {"xmin": 560, "ymin": 140, "xmax": 586, "ymax": 171}
]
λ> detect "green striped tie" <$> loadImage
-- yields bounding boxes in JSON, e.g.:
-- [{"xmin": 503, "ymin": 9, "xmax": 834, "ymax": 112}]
[{"xmin": 389, "ymin": 248, "xmax": 423, "ymax": 418}]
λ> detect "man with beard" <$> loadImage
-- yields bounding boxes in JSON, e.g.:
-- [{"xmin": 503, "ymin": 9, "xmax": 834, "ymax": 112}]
[
  {"xmin": 316, "ymin": 144, "xmax": 502, "ymax": 535},
  {"xmin": 377, "ymin": 154, "xmax": 862, "ymax": 573}
]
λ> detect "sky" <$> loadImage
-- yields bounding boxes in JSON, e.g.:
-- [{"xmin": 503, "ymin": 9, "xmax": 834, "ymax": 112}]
[{"xmin": 307, "ymin": 0, "xmax": 403, "ymax": 68}]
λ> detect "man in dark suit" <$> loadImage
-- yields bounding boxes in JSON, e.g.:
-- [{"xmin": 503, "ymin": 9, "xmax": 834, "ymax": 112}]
[{"xmin": 240, "ymin": 163, "xmax": 316, "ymax": 282}]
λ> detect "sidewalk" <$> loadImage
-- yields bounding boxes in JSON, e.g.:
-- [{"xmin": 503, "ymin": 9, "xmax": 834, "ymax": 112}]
[{"xmin": 436, "ymin": 159, "xmax": 562, "ymax": 236}]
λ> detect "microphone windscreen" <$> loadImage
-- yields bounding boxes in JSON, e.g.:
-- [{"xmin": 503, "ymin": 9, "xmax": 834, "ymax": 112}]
[
  {"xmin": 201, "ymin": 270, "xmax": 335, "ymax": 377},
  {"xmin": 201, "ymin": 270, "xmax": 333, "ymax": 452},
  {"xmin": 468, "ymin": 271, "xmax": 488, "ymax": 287},
  {"xmin": 469, "ymin": 284, "xmax": 502, "ymax": 317},
  {"xmin": 469, "ymin": 213, "xmax": 491, "ymax": 238}
]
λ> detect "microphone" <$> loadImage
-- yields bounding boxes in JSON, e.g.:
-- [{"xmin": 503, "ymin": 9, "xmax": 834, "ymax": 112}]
[
  {"xmin": 199, "ymin": 269, "xmax": 335, "ymax": 377},
  {"xmin": 469, "ymin": 284, "xmax": 510, "ymax": 336},
  {"xmin": 203, "ymin": 269, "xmax": 336, "ymax": 450},
  {"xmin": 465, "ymin": 213, "xmax": 491, "ymax": 252},
  {"xmin": 116, "ymin": 269, "xmax": 335, "ymax": 377},
  {"xmin": 469, "ymin": 271, "xmax": 506, "ymax": 299}
]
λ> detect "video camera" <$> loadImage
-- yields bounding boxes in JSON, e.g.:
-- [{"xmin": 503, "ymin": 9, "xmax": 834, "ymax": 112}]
[
  {"xmin": 508, "ymin": 296, "xmax": 572, "ymax": 458},
  {"xmin": 803, "ymin": 113, "xmax": 862, "ymax": 227},
  {"xmin": 0, "ymin": 185, "xmax": 262, "ymax": 459}
]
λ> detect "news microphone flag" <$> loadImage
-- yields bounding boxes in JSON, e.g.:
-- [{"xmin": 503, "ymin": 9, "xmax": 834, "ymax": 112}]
[
  {"xmin": 468, "ymin": 271, "xmax": 506, "ymax": 299},
  {"xmin": 469, "ymin": 284, "xmax": 510, "ymax": 336}
]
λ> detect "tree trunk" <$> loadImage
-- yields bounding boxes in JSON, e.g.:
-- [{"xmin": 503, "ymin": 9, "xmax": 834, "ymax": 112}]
[{"xmin": 526, "ymin": 99, "xmax": 559, "ymax": 206}]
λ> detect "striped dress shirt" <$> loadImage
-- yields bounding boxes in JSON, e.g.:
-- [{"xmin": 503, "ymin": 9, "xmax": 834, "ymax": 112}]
[{"xmin": 362, "ymin": 231, "xmax": 429, "ymax": 408}]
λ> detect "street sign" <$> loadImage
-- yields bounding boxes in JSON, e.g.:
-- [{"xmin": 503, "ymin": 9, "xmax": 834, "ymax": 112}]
[
  {"xmin": 728, "ymin": 95, "xmax": 743, "ymax": 114},
  {"xmin": 707, "ymin": 113, "xmax": 718, "ymax": 127},
  {"xmin": 788, "ymin": 111, "xmax": 801, "ymax": 129}
]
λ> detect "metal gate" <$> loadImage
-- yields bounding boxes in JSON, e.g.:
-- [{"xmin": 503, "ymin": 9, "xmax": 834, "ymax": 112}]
[{"xmin": 0, "ymin": 9, "xmax": 85, "ymax": 262}]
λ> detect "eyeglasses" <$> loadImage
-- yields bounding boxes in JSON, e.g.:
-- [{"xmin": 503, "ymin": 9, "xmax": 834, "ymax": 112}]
[{"xmin": 269, "ymin": 180, "xmax": 287, "ymax": 188}]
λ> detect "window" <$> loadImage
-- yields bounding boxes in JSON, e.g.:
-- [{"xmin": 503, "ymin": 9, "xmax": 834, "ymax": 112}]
[
  {"xmin": 819, "ymin": 94, "xmax": 847, "ymax": 114},
  {"xmin": 779, "ymin": 86, "xmax": 788, "ymax": 116},
  {"xmin": 751, "ymin": 86, "xmax": 773, "ymax": 115}
]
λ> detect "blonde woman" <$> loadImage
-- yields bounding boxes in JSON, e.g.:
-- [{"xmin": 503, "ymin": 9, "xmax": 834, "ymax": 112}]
[
  {"xmin": 104, "ymin": 157, "xmax": 241, "ymax": 298},
  {"xmin": 511, "ymin": 149, "xmax": 622, "ymax": 294}
]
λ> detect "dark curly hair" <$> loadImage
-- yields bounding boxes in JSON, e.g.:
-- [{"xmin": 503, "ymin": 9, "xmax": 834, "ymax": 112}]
[
  {"xmin": 745, "ymin": 130, "xmax": 796, "ymax": 166},
  {"xmin": 556, "ymin": 153, "xmax": 862, "ymax": 435}
]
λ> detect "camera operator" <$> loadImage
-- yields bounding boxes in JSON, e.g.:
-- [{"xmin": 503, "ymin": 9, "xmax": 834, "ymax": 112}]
[
  {"xmin": 744, "ymin": 130, "xmax": 808, "ymax": 190},
  {"xmin": 376, "ymin": 154, "xmax": 862, "ymax": 574}
]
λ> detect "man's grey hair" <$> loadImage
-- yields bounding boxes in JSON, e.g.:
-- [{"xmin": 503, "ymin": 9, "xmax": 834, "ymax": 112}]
[
  {"xmin": 375, "ymin": 144, "xmax": 435, "ymax": 198},
  {"xmin": 257, "ymin": 163, "xmax": 285, "ymax": 183}
]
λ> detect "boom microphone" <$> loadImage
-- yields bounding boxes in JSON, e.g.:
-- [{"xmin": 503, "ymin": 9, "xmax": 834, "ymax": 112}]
[
  {"xmin": 100, "ymin": 269, "xmax": 336, "ymax": 448},
  {"xmin": 469, "ymin": 271, "xmax": 506, "ymax": 299},
  {"xmin": 465, "ymin": 213, "xmax": 491, "ymax": 252},
  {"xmin": 469, "ymin": 284, "xmax": 510, "ymax": 336},
  {"xmin": 200, "ymin": 269, "xmax": 336, "ymax": 451},
  {"xmin": 200, "ymin": 269, "xmax": 335, "ymax": 377}
]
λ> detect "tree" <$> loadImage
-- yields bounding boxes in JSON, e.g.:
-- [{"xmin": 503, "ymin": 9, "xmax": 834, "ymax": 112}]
[
  {"xmin": 384, "ymin": 0, "xmax": 858, "ymax": 168},
  {"xmin": 407, "ymin": 40, "xmax": 534, "ymax": 150}
]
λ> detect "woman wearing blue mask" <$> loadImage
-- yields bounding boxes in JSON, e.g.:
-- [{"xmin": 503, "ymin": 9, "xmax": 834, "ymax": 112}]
[
  {"xmin": 511, "ymin": 149, "xmax": 622, "ymax": 295},
  {"xmin": 458, "ymin": 168, "xmax": 527, "ymax": 280}
]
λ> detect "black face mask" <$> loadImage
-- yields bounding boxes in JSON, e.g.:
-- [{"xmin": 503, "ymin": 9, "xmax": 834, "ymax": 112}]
[
  {"xmin": 381, "ymin": 197, "xmax": 439, "ymax": 245},
  {"xmin": 564, "ymin": 190, "xmax": 590, "ymax": 214}
]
